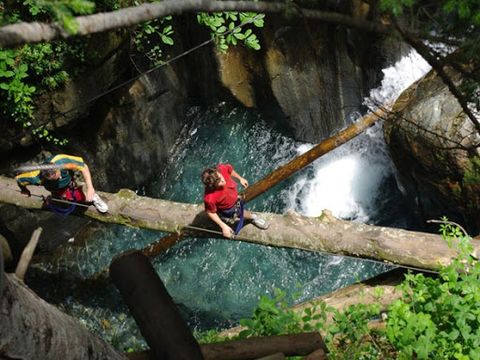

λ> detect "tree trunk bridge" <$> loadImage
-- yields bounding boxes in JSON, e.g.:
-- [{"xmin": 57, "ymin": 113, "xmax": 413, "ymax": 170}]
[{"xmin": 0, "ymin": 176, "xmax": 477, "ymax": 272}]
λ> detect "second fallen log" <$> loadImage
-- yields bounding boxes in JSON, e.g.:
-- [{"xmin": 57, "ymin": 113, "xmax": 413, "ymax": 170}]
[{"xmin": 110, "ymin": 251, "xmax": 203, "ymax": 360}]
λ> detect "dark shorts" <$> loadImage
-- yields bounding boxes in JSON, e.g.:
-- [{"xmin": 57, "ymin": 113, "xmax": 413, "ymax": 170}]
[{"xmin": 218, "ymin": 199, "xmax": 242, "ymax": 219}]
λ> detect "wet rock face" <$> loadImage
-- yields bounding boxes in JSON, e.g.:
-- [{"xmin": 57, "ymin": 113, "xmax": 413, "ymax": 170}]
[
  {"xmin": 213, "ymin": 7, "xmax": 384, "ymax": 143},
  {"xmin": 0, "ymin": 204, "xmax": 90, "ymax": 262},
  {"xmin": 70, "ymin": 64, "xmax": 189, "ymax": 192},
  {"xmin": 384, "ymin": 68, "xmax": 480, "ymax": 233}
]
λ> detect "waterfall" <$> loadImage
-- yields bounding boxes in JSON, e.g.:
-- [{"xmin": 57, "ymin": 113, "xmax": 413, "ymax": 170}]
[{"xmin": 285, "ymin": 50, "xmax": 431, "ymax": 224}]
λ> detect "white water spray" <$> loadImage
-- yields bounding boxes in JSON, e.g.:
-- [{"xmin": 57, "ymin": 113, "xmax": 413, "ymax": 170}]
[{"xmin": 287, "ymin": 50, "xmax": 431, "ymax": 222}]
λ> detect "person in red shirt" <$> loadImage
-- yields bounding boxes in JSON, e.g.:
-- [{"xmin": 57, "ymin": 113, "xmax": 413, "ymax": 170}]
[{"xmin": 201, "ymin": 163, "xmax": 268, "ymax": 238}]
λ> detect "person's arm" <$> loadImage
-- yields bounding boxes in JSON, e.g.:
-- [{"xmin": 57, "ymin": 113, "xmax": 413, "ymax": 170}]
[
  {"xmin": 15, "ymin": 173, "xmax": 38, "ymax": 197},
  {"xmin": 206, "ymin": 212, "xmax": 234, "ymax": 238},
  {"xmin": 231, "ymin": 169, "xmax": 249, "ymax": 188},
  {"xmin": 80, "ymin": 165, "xmax": 96, "ymax": 202},
  {"xmin": 17, "ymin": 182, "xmax": 31, "ymax": 197}
]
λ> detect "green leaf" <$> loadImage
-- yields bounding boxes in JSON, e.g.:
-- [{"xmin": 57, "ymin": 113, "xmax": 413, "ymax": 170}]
[
  {"xmin": 3, "ymin": 70, "xmax": 15, "ymax": 78},
  {"xmin": 161, "ymin": 36, "xmax": 174, "ymax": 45},
  {"xmin": 18, "ymin": 63, "xmax": 28, "ymax": 73},
  {"xmin": 254, "ymin": 19, "xmax": 264, "ymax": 27}
]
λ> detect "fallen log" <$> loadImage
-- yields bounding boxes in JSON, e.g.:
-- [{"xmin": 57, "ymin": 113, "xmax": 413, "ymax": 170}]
[
  {"xmin": 243, "ymin": 106, "xmax": 388, "ymax": 202},
  {"xmin": 256, "ymin": 353, "xmax": 285, "ymax": 360},
  {"xmin": 15, "ymin": 227, "xmax": 42, "ymax": 281},
  {"xmin": 128, "ymin": 332, "xmax": 326, "ymax": 360},
  {"xmin": 200, "ymin": 333, "xmax": 326, "ymax": 360},
  {"xmin": 110, "ymin": 251, "xmax": 204, "ymax": 360},
  {"xmin": 1, "ymin": 176, "xmax": 478, "ymax": 272},
  {"xmin": 0, "ymin": 273, "xmax": 126, "ymax": 359}
]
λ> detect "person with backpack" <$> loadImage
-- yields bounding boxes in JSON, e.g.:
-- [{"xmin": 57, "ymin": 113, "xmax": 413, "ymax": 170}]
[{"xmin": 15, "ymin": 154, "xmax": 108, "ymax": 214}]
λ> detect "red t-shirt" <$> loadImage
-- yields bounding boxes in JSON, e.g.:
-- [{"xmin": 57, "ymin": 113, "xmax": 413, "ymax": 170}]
[{"xmin": 204, "ymin": 163, "xmax": 238, "ymax": 213}]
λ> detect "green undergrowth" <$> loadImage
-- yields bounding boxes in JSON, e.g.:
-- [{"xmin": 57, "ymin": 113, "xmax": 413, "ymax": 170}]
[{"xmin": 196, "ymin": 219, "xmax": 480, "ymax": 359}]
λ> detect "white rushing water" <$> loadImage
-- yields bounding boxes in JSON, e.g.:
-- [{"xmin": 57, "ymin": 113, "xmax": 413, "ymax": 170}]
[{"xmin": 285, "ymin": 50, "xmax": 432, "ymax": 223}]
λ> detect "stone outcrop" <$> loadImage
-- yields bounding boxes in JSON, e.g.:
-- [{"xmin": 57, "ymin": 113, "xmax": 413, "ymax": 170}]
[
  {"xmin": 68, "ymin": 59, "xmax": 189, "ymax": 191},
  {"xmin": 384, "ymin": 67, "xmax": 480, "ymax": 233},
  {"xmin": 213, "ymin": 3, "xmax": 384, "ymax": 143}
]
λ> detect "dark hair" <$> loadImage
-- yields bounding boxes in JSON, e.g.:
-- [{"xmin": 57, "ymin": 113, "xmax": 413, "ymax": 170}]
[
  {"xmin": 201, "ymin": 167, "xmax": 220, "ymax": 189},
  {"xmin": 40, "ymin": 168, "xmax": 57, "ymax": 179}
]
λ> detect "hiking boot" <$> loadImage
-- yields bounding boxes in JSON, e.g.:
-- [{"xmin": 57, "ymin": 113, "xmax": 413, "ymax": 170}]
[
  {"xmin": 92, "ymin": 193, "xmax": 109, "ymax": 214},
  {"xmin": 250, "ymin": 213, "xmax": 269, "ymax": 230}
]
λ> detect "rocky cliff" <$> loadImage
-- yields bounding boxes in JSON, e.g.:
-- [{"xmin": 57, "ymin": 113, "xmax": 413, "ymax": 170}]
[{"xmin": 384, "ymin": 67, "xmax": 480, "ymax": 233}]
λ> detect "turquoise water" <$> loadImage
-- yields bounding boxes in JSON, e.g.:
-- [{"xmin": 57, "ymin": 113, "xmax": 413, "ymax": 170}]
[
  {"xmin": 29, "ymin": 103, "xmax": 407, "ymax": 348},
  {"xmin": 26, "ymin": 49, "xmax": 432, "ymax": 349}
]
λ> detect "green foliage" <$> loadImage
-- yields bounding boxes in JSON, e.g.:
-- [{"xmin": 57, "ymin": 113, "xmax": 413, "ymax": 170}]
[
  {"xmin": 195, "ymin": 329, "xmax": 228, "ymax": 344},
  {"xmin": 197, "ymin": 12, "xmax": 265, "ymax": 53},
  {"xmin": 379, "ymin": 0, "xmax": 415, "ymax": 16},
  {"xmin": 443, "ymin": 0, "xmax": 480, "ymax": 24},
  {"xmin": 237, "ymin": 288, "xmax": 390, "ymax": 359},
  {"xmin": 328, "ymin": 303, "xmax": 381, "ymax": 347},
  {"xmin": 133, "ymin": 16, "xmax": 174, "ymax": 65},
  {"xmin": 380, "ymin": 0, "xmax": 480, "ymax": 22},
  {"xmin": 0, "ymin": 0, "xmax": 94, "ymax": 146},
  {"xmin": 22, "ymin": 0, "xmax": 96, "ymax": 33},
  {"xmin": 386, "ymin": 220, "xmax": 480, "ymax": 359},
  {"xmin": 238, "ymin": 289, "xmax": 303, "ymax": 337},
  {"xmin": 464, "ymin": 156, "xmax": 480, "ymax": 185},
  {"xmin": 229, "ymin": 221, "xmax": 480, "ymax": 359},
  {"xmin": 0, "ymin": 41, "xmax": 88, "ymax": 145}
]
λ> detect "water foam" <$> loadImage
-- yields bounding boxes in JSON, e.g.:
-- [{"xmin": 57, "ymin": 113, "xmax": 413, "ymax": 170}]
[{"xmin": 287, "ymin": 50, "xmax": 431, "ymax": 222}]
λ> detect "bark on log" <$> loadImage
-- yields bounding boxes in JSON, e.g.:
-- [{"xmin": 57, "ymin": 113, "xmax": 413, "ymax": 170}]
[
  {"xmin": 110, "ymin": 251, "xmax": 204, "ymax": 360},
  {"xmin": 304, "ymin": 349, "xmax": 327, "ymax": 360},
  {"xmin": 200, "ymin": 333, "xmax": 326, "ymax": 360},
  {"xmin": 243, "ymin": 107, "xmax": 388, "ymax": 202},
  {"xmin": 0, "ymin": 273, "xmax": 126, "ymax": 359},
  {"xmin": 128, "ymin": 332, "xmax": 326, "ymax": 360},
  {"xmin": 0, "ymin": 0, "xmax": 389, "ymax": 48},
  {"xmin": 1, "ymin": 175, "xmax": 479, "ymax": 272},
  {"xmin": 256, "ymin": 353, "xmax": 285, "ymax": 360}
]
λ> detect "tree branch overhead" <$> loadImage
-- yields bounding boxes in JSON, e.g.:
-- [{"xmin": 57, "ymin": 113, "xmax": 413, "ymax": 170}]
[{"xmin": 0, "ymin": 0, "xmax": 389, "ymax": 48}]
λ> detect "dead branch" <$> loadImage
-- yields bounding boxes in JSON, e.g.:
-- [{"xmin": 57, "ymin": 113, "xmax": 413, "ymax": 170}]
[{"xmin": 15, "ymin": 227, "xmax": 42, "ymax": 281}]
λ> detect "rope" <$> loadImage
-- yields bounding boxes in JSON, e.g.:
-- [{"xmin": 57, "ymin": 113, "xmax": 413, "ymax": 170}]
[
  {"xmin": 27, "ymin": 191, "xmax": 92, "ymax": 209},
  {"xmin": 12, "ymin": 163, "xmax": 72, "ymax": 174},
  {"xmin": 45, "ymin": 198, "xmax": 77, "ymax": 217}
]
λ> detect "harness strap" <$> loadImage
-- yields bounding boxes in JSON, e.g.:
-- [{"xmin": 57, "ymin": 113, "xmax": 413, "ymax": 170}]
[
  {"xmin": 44, "ymin": 182, "xmax": 83, "ymax": 217},
  {"xmin": 233, "ymin": 199, "xmax": 245, "ymax": 235},
  {"xmin": 45, "ymin": 196, "xmax": 77, "ymax": 217}
]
